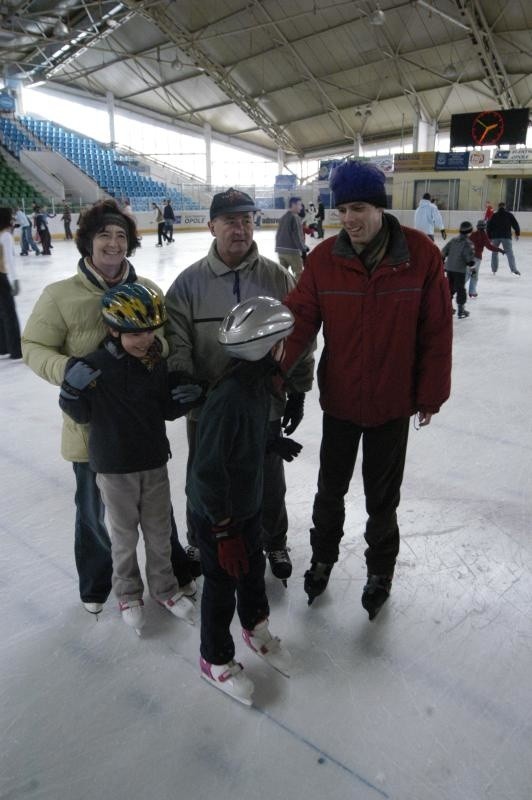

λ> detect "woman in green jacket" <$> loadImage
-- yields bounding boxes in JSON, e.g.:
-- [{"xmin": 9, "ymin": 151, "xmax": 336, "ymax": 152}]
[{"xmin": 22, "ymin": 199, "xmax": 192, "ymax": 614}]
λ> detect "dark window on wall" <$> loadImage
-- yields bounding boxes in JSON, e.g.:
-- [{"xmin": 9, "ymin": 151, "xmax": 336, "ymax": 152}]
[
  {"xmin": 414, "ymin": 179, "xmax": 459, "ymax": 210},
  {"xmin": 505, "ymin": 178, "xmax": 532, "ymax": 212}
]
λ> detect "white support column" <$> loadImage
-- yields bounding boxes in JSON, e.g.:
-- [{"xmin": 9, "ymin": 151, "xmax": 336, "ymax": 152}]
[
  {"xmin": 353, "ymin": 133, "xmax": 362, "ymax": 157},
  {"xmin": 204, "ymin": 123, "xmax": 212, "ymax": 188},
  {"xmin": 414, "ymin": 115, "xmax": 437, "ymax": 152},
  {"xmin": 277, "ymin": 148, "xmax": 284, "ymax": 173},
  {"xmin": 106, "ymin": 91, "xmax": 116, "ymax": 147}
]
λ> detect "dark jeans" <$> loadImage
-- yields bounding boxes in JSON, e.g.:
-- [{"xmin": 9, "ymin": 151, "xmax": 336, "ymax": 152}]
[
  {"xmin": 186, "ymin": 418, "xmax": 288, "ymax": 551},
  {"xmin": 192, "ymin": 510, "xmax": 269, "ymax": 664},
  {"xmin": 39, "ymin": 228, "xmax": 52, "ymax": 255},
  {"xmin": 72, "ymin": 462, "xmax": 191, "ymax": 603},
  {"xmin": 0, "ymin": 274, "xmax": 22, "ymax": 358},
  {"xmin": 447, "ymin": 270, "xmax": 467, "ymax": 306},
  {"xmin": 157, "ymin": 222, "xmax": 164, "ymax": 245},
  {"xmin": 311, "ymin": 414, "xmax": 409, "ymax": 575},
  {"xmin": 64, "ymin": 221, "xmax": 72, "ymax": 239},
  {"xmin": 163, "ymin": 221, "xmax": 174, "ymax": 241}
]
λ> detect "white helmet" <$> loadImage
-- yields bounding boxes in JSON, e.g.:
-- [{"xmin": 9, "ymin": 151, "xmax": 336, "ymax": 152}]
[{"xmin": 218, "ymin": 296, "xmax": 295, "ymax": 361}]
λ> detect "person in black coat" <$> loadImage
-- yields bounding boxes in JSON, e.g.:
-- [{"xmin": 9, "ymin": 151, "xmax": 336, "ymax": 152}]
[{"xmin": 486, "ymin": 202, "xmax": 521, "ymax": 275}]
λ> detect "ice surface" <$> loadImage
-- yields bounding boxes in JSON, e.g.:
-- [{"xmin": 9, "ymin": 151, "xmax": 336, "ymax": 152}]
[{"xmin": 2, "ymin": 228, "xmax": 532, "ymax": 800}]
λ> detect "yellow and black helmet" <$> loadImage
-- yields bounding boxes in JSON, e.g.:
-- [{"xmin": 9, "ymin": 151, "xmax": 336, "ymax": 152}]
[{"xmin": 101, "ymin": 283, "xmax": 167, "ymax": 332}]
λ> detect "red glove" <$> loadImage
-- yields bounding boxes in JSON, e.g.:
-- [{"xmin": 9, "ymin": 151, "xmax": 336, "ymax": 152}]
[{"xmin": 212, "ymin": 521, "xmax": 249, "ymax": 578}]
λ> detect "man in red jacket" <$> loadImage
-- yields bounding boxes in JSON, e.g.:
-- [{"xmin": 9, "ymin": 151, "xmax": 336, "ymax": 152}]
[{"xmin": 283, "ymin": 160, "xmax": 453, "ymax": 619}]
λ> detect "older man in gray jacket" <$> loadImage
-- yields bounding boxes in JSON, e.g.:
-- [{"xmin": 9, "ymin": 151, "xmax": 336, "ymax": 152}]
[{"xmin": 165, "ymin": 188, "xmax": 314, "ymax": 585}]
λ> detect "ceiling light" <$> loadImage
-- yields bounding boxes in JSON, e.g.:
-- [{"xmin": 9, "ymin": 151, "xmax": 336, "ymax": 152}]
[
  {"xmin": 369, "ymin": 8, "xmax": 385, "ymax": 26},
  {"xmin": 443, "ymin": 62, "xmax": 458, "ymax": 80},
  {"xmin": 53, "ymin": 19, "xmax": 69, "ymax": 38},
  {"xmin": 171, "ymin": 56, "xmax": 205, "ymax": 72}
]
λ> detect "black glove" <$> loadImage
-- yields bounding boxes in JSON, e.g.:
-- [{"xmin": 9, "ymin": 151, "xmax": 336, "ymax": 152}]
[
  {"xmin": 282, "ymin": 392, "xmax": 305, "ymax": 435},
  {"xmin": 440, "ymin": 229, "xmax": 447, "ymax": 240},
  {"xmin": 467, "ymin": 261, "xmax": 476, "ymax": 267},
  {"xmin": 267, "ymin": 436, "xmax": 302, "ymax": 462},
  {"xmin": 61, "ymin": 360, "xmax": 101, "ymax": 400},
  {"xmin": 11, "ymin": 279, "xmax": 19, "ymax": 296}
]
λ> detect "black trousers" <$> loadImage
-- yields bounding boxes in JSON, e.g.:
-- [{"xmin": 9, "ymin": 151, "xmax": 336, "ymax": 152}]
[
  {"xmin": 311, "ymin": 413, "xmax": 409, "ymax": 575},
  {"xmin": 186, "ymin": 418, "xmax": 288, "ymax": 551},
  {"xmin": 0, "ymin": 274, "xmax": 22, "ymax": 358},
  {"xmin": 192, "ymin": 510, "xmax": 269, "ymax": 664},
  {"xmin": 446, "ymin": 270, "xmax": 467, "ymax": 306}
]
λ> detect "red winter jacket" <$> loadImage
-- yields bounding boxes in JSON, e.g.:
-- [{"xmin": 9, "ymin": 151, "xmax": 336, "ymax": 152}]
[{"xmin": 283, "ymin": 215, "xmax": 452, "ymax": 427}]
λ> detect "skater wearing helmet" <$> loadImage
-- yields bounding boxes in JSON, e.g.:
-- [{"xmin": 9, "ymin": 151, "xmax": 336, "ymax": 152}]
[
  {"xmin": 59, "ymin": 285, "xmax": 202, "ymax": 634},
  {"xmin": 441, "ymin": 221, "xmax": 476, "ymax": 318},
  {"xmin": 22, "ymin": 199, "xmax": 195, "ymax": 616},
  {"xmin": 282, "ymin": 159, "xmax": 452, "ymax": 619},
  {"xmin": 165, "ymin": 188, "xmax": 314, "ymax": 587},
  {"xmin": 187, "ymin": 296, "xmax": 299, "ymax": 704},
  {"xmin": 467, "ymin": 220, "xmax": 505, "ymax": 298}
]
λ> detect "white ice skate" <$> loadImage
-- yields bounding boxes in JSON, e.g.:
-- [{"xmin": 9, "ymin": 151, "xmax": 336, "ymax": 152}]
[
  {"xmin": 180, "ymin": 579, "xmax": 197, "ymax": 599},
  {"xmin": 200, "ymin": 657, "xmax": 254, "ymax": 706},
  {"xmin": 159, "ymin": 591, "xmax": 196, "ymax": 625},
  {"xmin": 119, "ymin": 599, "xmax": 145, "ymax": 635},
  {"xmin": 242, "ymin": 619, "xmax": 291, "ymax": 677},
  {"xmin": 83, "ymin": 601, "xmax": 103, "ymax": 615}
]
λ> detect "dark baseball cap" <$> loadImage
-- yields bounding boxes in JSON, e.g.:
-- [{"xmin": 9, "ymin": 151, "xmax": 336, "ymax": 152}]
[{"xmin": 209, "ymin": 188, "xmax": 257, "ymax": 220}]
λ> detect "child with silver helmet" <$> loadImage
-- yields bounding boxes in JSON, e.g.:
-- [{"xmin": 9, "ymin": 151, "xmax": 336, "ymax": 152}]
[
  {"xmin": 187, "ymin": 296, "xmax": 300, "ymax": 705},
  {"xmin": 59, "ymin": 283, "xmax": 203, "ymax": 635}
]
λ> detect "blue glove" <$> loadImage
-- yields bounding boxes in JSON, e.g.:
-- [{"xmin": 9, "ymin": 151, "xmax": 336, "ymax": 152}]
[
  {"xmin": 171, "ymin": 384, "xmax": 203, "ymax": 403},
  {"xmin": 61, "ymin": 360, "xmax": 101, "ymax": 400}
]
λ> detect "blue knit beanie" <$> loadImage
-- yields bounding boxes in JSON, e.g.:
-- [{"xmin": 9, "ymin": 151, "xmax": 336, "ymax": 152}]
[{"xmin": 330, "ymin": 160, "xmax": 387, "ymax": 208}]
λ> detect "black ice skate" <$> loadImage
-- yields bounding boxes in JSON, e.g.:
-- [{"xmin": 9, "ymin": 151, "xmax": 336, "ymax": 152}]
[
  {"xmin": 267, "ymin": 548, "xmax": 292, "ymax": 587},
  {"xmin": 361, "ymin": 574, "xmax": 392, "ymax": 620},
  {"xmin": 304, "ymin": 560, "xmax": 333, "ymax": 605},
  {"xmin": 185, "ymin": 545, "xmax": 203, "ymax": 578},
  {"xmin": 457, "ymin": 305, "xmax": 470, "ymax": 319}
]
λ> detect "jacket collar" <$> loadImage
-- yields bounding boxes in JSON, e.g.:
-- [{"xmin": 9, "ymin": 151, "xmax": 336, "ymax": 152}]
[
  {"xmin": 207, "ymin": 240, "xmax": 259, "ymax": 276},
  {"xmin": 78, "ymin": 257, "xmax": 137, "ymax": 289},
  {"xmin": 333, "ymin": 212, "xmax": 410, "ymax": 268}
]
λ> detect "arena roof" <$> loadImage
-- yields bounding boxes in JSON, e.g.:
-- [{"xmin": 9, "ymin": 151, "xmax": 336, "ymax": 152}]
[{"xmin": 1, "ymin": 0, "xmax": 532, "ymax": 160}]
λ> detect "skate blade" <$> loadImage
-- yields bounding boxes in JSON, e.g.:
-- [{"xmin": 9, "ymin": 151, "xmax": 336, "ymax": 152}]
[
  {"xmin": 256, "ymin": 651, "xmax": 291, "ymax": 678},
  {"xmin": 200, "ymin": 673, "xmax": 253, "ymax": 706}
]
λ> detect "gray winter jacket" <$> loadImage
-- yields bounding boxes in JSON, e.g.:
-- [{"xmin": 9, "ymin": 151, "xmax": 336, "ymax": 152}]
[
  {"xmin": 441, "ymin": 234, "xmax": 475, "ymax": 274},
  {"xmin": 165, "ymin": 240, "xmax": 314, "ymax": 421}
]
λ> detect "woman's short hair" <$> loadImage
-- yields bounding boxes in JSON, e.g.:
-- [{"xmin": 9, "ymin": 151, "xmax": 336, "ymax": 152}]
[{"xmin": 76, "ymin": 198, "xmax": 141, "ymax": 257}]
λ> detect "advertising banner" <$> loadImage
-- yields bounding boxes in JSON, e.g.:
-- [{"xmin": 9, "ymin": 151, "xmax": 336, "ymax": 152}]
[
  {"xmin": 394, "ymin": 152, "xmax": 435, "ymax": 172},
  {"xmin": 434, "ymin": 152, "xmax": 469, "ymax": 170}
]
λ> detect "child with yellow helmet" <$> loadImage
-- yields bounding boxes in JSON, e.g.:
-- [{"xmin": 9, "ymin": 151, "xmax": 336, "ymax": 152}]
[{"xmin": 59, "ymin": 283, "xmax": 203, "ymax": 634}]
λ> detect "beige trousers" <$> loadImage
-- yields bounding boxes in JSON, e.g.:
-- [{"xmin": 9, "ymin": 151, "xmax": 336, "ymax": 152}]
[
  {"xmin": 278, "ymin": 253, "xmax": 304, "ymax": 279},
  {"xmin": 96, "ymin": 466, "xmax": 178, "ymax": 602}
]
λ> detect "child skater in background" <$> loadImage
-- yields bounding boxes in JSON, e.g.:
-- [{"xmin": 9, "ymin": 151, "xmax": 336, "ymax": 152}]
[
  {"xmin": 441, "ymin": 221, "xmax": 476, "ymax": 319},
  {"xmin": 187, "ymin": 296, "xmax": 302, "ymax": 705},
  {"xmin": 59, "ymin": 284, "xmax": 202, "ymax": 634},
  {"xmin": 467, "ymin": 219, "xmax": 505, "ymax": 298}
]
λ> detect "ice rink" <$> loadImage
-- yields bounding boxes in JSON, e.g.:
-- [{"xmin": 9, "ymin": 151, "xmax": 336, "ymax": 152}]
[{"xmin": 2, "ymin": 225, "xmax": 532, "ymax": 800}]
